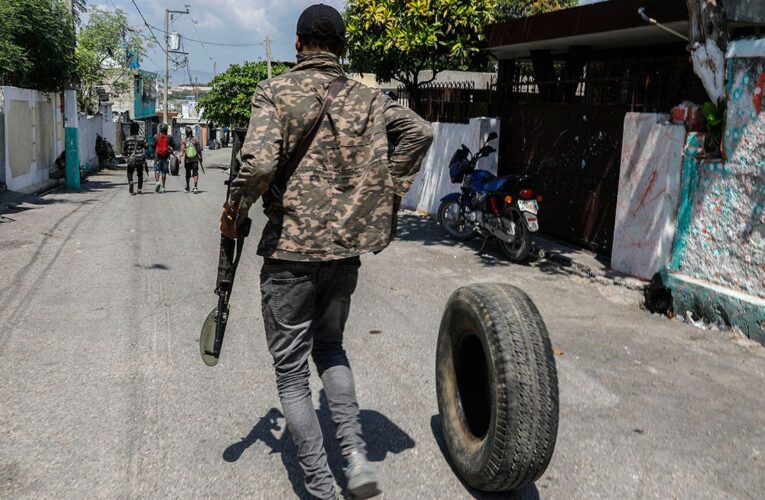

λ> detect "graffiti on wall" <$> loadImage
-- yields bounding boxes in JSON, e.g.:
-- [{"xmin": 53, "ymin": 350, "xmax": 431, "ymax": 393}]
[{"xmin": 676, "ymin": 55, "xmax": 765, "ymax": 299}]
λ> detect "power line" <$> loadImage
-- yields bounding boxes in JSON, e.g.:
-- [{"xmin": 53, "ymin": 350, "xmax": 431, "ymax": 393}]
[
  {"xmin": 185, "ymin": 57, "xmax": 199, "ymax": 99},
  {"xmin": 148, "ymin": 23, "xmax": 264, "ymax": 47},
  {"xmin": 130, "ymin": 0, "xmax": 169, "ymax": 56},
  {"xmin": 190, "ymin": 18, "xmax": 213, "ymax": 60}
]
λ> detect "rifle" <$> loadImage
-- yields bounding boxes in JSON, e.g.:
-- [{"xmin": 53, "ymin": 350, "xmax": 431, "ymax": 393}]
[{"xmin": 200, "ymin": 128, "xmax": 250, "ymax": 366}]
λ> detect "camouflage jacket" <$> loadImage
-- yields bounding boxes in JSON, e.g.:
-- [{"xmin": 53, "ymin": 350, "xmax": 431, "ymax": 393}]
[{"xmin": 230, "ymin": 51, "xmax": 434, "ymax": 261}]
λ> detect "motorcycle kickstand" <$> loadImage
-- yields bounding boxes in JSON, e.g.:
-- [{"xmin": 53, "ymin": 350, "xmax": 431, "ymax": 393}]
[{"xmin": 477, "ymin": 236, "xmax": 490, "ymax": 255}]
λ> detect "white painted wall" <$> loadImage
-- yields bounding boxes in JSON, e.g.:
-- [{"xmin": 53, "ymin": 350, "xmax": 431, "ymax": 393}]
[
  {"xmin": 611, "ymin": 113, "xmax": 686, "ymax": 279},
  {"xmin": 78, "ymin": 102, "xmax": 117, "ymax": 169},
  {"xmin": 101, "ymin": 102, "xmax": 116, "ymax": 149},
  {"xmin": 78, "ymin": 113, "xmax": 100, "ymax": 168},
  {"xmin": 402, "ymin": 117, "xmax": 500, "ymax": 216},
  {"xmin": 1, "ymin": 86, "xmax": 64, "ymax": 193}
]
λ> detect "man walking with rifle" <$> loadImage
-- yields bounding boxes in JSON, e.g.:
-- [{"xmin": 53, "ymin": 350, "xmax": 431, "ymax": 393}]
[{"xmin": 220, "ymin": 5, "xmax": 433, "ymax": 499}]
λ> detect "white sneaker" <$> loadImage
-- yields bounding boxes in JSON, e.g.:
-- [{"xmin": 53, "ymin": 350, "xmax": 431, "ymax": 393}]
[{"xmin": 155, "ymin": 182, "xmax": 161, "ymax": 193}]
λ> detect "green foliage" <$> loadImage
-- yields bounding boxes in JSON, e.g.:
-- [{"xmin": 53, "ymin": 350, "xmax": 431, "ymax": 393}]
[
  {"xmin": 76, "ymin": 7, "xmax": 150, "ymax": 114},
  {"xmin": 495, "ymin": 0, "xmax": 577, "ymax": 19},
  {"xmin": 0, "ymin": 0, "xmax": 77, "ymax": 90},
  {"xmin": 198, "ymin": 61, "xmax": 289, "ymax": 127},
  {"xmin": 702, "ymin": 100, "xmax": 726, "ymax": 154},
  {"xmin": 345, "ymin": 0, "xmax": 496, "ymax": 89}
]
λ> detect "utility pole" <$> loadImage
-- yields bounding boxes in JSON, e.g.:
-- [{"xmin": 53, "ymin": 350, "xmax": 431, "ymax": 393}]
[
  {"xmin": 64, "ymin": 0, "xmax": 79, "ymax": 189},
  {"xmin": 164, "ymin": 7, "xmax": 189, "ymax": 130},
  {"xmin": 213, "ymin": 61, "xmax": 217, "ymax": 78},
  {"xmin": 164, "ymin": 9, "xmax": 169, "ymax": 128},
  {"xmin": 265, "ymin": 36, "xmax": 273, "ymax": 79}
]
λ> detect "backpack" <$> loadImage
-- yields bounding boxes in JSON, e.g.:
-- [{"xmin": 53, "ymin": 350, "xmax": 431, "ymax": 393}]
[
  {"xmin": 126, "ymin": 136, "xmax": 145, "ymax": 167},
  {"xmin": 185, "ymin": 139, "xmax": 198, "ymax": 161},
  {"xmin": 156, "ymin": 134, "xmax": 170, "ymax": 158}
]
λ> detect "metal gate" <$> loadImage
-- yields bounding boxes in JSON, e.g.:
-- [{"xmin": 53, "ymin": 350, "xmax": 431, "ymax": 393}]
[{"xmin": 498, "ymin": 103, "xmax": 627, "ymax": 253}]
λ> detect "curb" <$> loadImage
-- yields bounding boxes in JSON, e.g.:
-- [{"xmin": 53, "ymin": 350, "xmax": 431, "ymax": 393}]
[{"xmin": 535, "ymin": 248, "xmax": 647, "ymax": 292}]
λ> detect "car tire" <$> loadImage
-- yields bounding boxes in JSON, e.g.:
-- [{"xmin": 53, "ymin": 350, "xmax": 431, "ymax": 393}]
[{"xmin": 436, "ymin": 283, "xmax": 559, "ymax": 492}]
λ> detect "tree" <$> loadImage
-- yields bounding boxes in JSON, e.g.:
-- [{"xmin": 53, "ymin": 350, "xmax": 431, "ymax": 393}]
[
  {"xmin": 0, "ymin": 0, "xmax": 77, "ymax": 90},
  {"xmin": 198, "ymin": 61, "xmax": 289, "ymax": 127},
  {"xmin": 76, "ymin": 7, "xmax": 150, "ymax": 114},
  {"xmin": 345, "ymin": 0, "xmax": 496, "ymax": 90},
  {"xmin": 495, "ymin": 0, "xmax": 576, "ymax": 19}
]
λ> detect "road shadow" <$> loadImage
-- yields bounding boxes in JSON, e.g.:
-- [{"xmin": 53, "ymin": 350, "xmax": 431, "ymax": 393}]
[
  {"xmin": 395, "ymin": 214, "xmax": 517, "ymax": 268},
  {"xmin": 396, "ymin": 213, "xmax": 620, "ymax": 280},
  {"xmin": 316, "ymin": 392, "xmax": 416, "ymax": 490},
  {"xmin": 430, "ymin": 415, "xmax": 541, "ymax": 500},
  {"xmin": 0, "ymin": 179, "xmax": 122, "ymax": 215},
  {"xmin": 223, "ymin": 391, "xmax": 415, "ymax": 499},
  {"xmin": 133, "ymin": 263, "xmax": 171, "ymax": 271}
]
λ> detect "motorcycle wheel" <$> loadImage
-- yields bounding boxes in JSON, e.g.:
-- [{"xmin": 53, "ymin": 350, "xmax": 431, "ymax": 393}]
[
  {"xmin": 498, "ymin": 208, "xmax": 532, "ymax": 262},
  {"xmin": 438, "ymin": 200, "xmax": 477, "ymax": 241}
]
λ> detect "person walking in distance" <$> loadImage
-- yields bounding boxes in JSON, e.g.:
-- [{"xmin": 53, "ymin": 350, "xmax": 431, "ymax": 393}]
[
  {"xmin": 152, "ymin": 123, "xmax": 175, "ymax": 193},
  {"xmin": 181, "ymin": 126, "xmax": 202, "ymax": 193},
  {"xmin": 221, "ymin": 5, "xmax": 433, "ymax": 499},
  {"xmin": 124, "ymin": 121, "xmax": 147, "ymax": 195}
]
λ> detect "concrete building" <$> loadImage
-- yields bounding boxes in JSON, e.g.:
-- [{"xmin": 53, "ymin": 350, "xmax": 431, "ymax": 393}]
[{"xmin": 111, "ymin": 70, "xmax": 158, "ymax": 123}]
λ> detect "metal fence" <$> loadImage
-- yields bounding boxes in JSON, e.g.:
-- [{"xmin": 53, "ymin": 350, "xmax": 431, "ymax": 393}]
[
  {"xmin": 397, "ymin": 81, "xmax": 494, "ymax": 124},
  {"xmin": 397, "ymin": 55, "xmax": 707, "ymax": 125},
  {"xmin": 498, "ymin": 57, "xmax": 708, "ymax": 111}
]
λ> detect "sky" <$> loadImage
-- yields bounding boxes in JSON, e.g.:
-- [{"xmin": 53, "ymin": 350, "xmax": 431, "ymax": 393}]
[{"xmin": 87, "ymin": 0, "xmax": 346, "ymax": 84}]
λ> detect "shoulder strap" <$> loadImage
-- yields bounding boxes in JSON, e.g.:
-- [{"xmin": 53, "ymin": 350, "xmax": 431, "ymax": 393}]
[{"xmin": 271, "ymin": 75, "xmax": 348, "ymax": 199}]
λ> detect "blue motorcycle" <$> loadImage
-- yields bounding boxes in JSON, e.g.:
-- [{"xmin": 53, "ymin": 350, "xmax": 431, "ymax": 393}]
[{"xmin": 438, "ymin": 132, "xmax": 541, "ymax": 262}]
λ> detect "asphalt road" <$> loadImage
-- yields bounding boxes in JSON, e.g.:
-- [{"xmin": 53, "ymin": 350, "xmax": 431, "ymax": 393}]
[{"xmin": 1, "ymin": 148, "xmax": 764, "ymax": 499}]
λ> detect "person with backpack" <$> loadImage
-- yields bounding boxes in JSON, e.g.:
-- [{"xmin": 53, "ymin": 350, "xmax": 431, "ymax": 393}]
[
  {"xmin": 123, "ymin": 122, "xmax": 147, "ymax": 195},
  {"xmin": 180, "ymin": 126, "xmax": 203, "ymax": 193},
  {"xmin": 152, "ymin": 123, "xmax": 176, "ymax": 193}
]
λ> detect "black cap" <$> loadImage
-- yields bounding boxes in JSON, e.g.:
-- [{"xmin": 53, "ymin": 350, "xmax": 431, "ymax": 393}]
[{"xmin": 296, "ymin": 4, "xmax": 345, "ymax": 41}]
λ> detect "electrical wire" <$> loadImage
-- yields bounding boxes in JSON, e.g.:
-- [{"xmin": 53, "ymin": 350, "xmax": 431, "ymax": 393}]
[
  {"xmin": 185, "ymin": 57, "xmax": 199, "ymax": 99},
  {"xmin": 190, "ymin": 18, "xmax": 213, "ymax": 60},
  {"xmin": 148, "ymin": 23, "xmax": 264, "ymax": 47},
  {"xmin": 130, "ymin": 0, "xmax": 169, "ymax": 56}
]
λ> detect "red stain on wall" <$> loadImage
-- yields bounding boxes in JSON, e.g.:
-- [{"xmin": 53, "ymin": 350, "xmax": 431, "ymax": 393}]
[
  {"xmin": 754, "ymin": 73, "xmax": 765, "ymax": 114},
  {"xmin": 637, "ymin": 171, "xmax": 658, "ymax": 211}
]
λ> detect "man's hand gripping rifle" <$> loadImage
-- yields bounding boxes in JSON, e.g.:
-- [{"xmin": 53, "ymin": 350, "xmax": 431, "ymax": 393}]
[{"xmin": 200, "ymin": 129, "xmax": 251, "ymax": 366}]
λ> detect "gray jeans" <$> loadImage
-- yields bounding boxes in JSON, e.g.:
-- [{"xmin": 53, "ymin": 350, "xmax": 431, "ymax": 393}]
[{"xmin": 260, "ymin": 256, "xmax": 367, "ymax": 499}]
